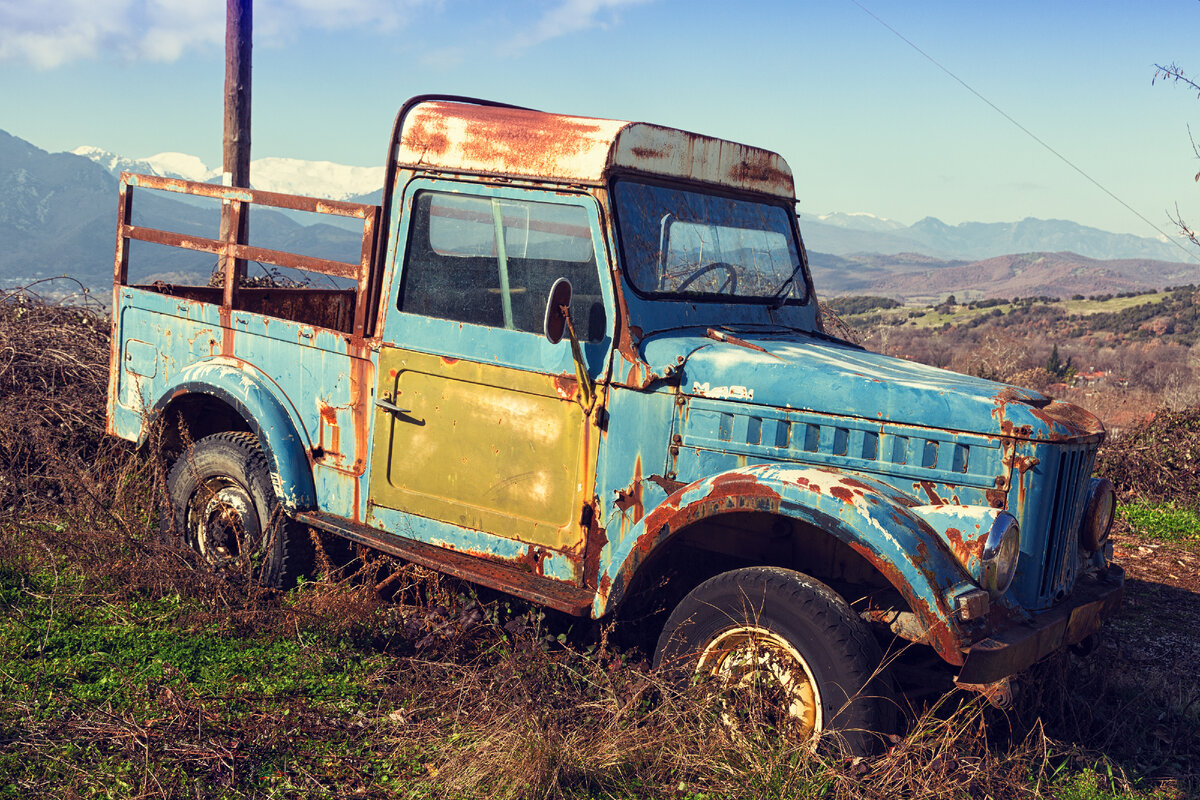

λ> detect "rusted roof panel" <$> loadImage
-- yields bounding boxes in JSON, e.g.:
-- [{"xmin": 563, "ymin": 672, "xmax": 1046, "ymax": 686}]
[
  {"xmin": 609, "ymin": 123, "xmax": 794, "ymax": 198},
  {"xmin": 395, "ymin": 100, "xmax": 795, "ymax": 198}
]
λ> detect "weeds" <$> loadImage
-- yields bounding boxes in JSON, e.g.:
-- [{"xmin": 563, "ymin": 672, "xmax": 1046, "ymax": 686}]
[
  {"xmin": 1117, "ymin": 501, "xmax": 1200, "ymax": 543},
  {"xmin": 0, "ymin": 288, "xmax": 1194, "ymax": 798},
  {"xmin": 1096, "ymin": 407, "xmax": 1200, "ymax": 510}
]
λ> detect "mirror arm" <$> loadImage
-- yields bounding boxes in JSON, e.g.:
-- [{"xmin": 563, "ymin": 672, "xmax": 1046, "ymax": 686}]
[{"xmin": 560, "ymin": 305, "xmax": 596, "ymax": 413}]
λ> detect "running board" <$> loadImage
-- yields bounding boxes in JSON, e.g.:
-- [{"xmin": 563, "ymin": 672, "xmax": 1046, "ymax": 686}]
[{"xmin": 296, "ymin": 511, "xmax": 595, "ymax": 617}]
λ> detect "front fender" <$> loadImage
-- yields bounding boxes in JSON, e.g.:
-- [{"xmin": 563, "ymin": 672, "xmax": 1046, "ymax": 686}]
[
  {"xmin": 148, "ymin": 358, "xmax": 316, "ymax": 512},
  {"xmin": 595, "ymin": 464, "xmax": 982, "ymax": 665}
]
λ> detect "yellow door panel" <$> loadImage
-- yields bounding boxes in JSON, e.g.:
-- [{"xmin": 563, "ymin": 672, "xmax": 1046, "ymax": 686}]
[{"xmin": 369, "ymin": 347, "xmax": 591, "ymax": 550}]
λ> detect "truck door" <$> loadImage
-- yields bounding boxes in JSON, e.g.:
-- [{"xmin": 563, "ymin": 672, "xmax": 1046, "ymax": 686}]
[{"xmin": 367, "ymin": 180, "xmax": 612, "ymax": 574}]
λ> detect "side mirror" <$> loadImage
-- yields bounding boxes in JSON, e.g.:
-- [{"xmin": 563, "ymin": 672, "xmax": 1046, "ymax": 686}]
[{"xmin": 543, "ymin": 278, "xmax": 573, "ymax": 344}]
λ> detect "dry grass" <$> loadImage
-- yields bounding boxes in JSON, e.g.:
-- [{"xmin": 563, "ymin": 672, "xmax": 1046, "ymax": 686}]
[
  {"xmin": 1096, "ymin": 406, "xmax": 1200, "ymax": 509},
  {"xmin": 0, "ymin": 286, "xmax": 1192, "ymax": 798}
]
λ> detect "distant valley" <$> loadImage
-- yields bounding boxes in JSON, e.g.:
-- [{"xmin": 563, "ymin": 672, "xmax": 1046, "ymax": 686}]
[{"xmin": 4, "ymin": 127, "xmax": 1199, "ymax": 301}]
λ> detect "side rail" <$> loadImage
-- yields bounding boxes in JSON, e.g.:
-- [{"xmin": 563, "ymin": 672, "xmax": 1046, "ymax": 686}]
[{"xmin": 113, "ymin": 173, "xmax": 383, "ymax": 338}]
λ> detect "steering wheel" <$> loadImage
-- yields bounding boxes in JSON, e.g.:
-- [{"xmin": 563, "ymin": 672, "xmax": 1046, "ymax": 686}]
[{"xmin": 675, "ymin": 262, "xmax": 738, "ymax": 294}]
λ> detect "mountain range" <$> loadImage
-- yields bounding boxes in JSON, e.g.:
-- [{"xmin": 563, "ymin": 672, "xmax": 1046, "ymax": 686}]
[
  {"xmin": 4, "ymin": 128, "xmax": 1200, "ymax": 301},
  {"xmin": 0, "ymin": 130, "xmax": 366, "ymax": 291},
  {"xmin": 72, "ymin": 146, "xmax": 384, "ymax": 202},
  {"xmin": 801, "ymin": 212, "xmax": 1185, "ymax": 263}
]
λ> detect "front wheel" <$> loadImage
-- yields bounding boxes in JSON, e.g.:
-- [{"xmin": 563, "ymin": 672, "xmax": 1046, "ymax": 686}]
[
  {"xmin": 160, "ymin": 431, "xmax": 312, "ymax": 588},
  {"xmin": 653, "ymin": 566, "xmax": 894, "ymax": 753}
]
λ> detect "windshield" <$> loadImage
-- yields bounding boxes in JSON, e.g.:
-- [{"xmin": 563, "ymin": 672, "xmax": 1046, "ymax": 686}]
[{"xmin": 613, "ymin": 180, "xmax": 807, "ymax": 303}]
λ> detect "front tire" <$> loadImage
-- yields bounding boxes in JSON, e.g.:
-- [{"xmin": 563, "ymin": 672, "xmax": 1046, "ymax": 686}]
[
  {"xmin": 653, "ymin": 566, "xmax": 894, "ymax": 753},
  {"xmin": 160, "ymin": 431, "xmax": 312, "ymax": 588}
]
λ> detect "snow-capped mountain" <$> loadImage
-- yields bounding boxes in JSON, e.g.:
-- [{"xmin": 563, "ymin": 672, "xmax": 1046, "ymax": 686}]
[
  {"xmin": 815, "ymin": 212, "xmax": 907, "ymax": 232},
  {"xmin": 70, "ymin": 146, "xmax": 213, "ymax": 183},
  {"xmin": 71, "ymin": 146, "xmax": 383, "ymax": 202}
]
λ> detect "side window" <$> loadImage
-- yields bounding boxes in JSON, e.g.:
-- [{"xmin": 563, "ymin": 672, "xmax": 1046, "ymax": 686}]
[{"xmin": 399, "ymin": 190, "xmax": 606, "ymax": 340}]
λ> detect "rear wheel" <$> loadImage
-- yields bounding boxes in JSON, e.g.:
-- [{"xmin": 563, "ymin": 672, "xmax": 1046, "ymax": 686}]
[
  {"xmin": 160, "ymin": 431, "xmax": 312, "ymax": 588},
  {"xmin": 653, "ymin": 566, "xmax": 894, "ymax": 753}
]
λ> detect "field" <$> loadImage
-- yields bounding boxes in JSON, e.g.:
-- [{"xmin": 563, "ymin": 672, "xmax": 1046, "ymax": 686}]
[{"xmin": 1, "ymin": 287, "xmax": 1198, "ymax": 798}]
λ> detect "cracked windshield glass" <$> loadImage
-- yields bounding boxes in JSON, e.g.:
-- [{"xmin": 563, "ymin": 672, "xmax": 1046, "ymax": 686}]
[{"xmin": 613, "ymin": 180, "xmax": 806, "ymax": 303}]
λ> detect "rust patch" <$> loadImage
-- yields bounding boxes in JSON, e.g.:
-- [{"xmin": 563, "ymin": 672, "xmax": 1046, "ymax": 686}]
[
  {"xmin": 917, "ymin": 480, "xmax": 944, "ymax": 504},
  {"xmin": 630, "ymin": 145, "xmax": 668, "ymax": 160},
  {"xmin": 553, "ymin": 374, "xmax": 579, "ymax": 401},
  {"xmin": 729, "ymin": 151, "xmax": 794, "ymax": 195},
  {"xmin": 521, "ymin": 546, "xmax": 549, "ymax": 575},
  {"xmin": 401, "ymin": 102, "xmax": 608, "ymax": 180},
  {"xmin": 581, "ymin": 500, "xmax": 607, "ymax": 589},
  {"xmin": 1029, "ymin": 400, "xmax": 1106, "ymax": 441},
  {"xmin": 943, "ymin": 526, "xmax": 986, "ymax": 573},
  {"xmin": 441, "ymin": 356, "xmax": 459, "ymax": 365},
  {"xmin": 317, "ymin": 401, "xmax": 341, "ymax": 458},
  {"xmin": 218, "ymin": 304, "xmax": 233, "ymax": 356},
  {"xmin": 1013, "ymin": 455, "xmax": 1040, "ymax": 473},
  {"xmin": 614, "ymin": 456, "xmax": 645, "ymax": 522},
  {"xmin": 830, "ymin": 485, "xmax": 855, "ymax": 503},
  {"xmin": 647, "ymin": 474, "xmax": 686, "ymax": 495}
]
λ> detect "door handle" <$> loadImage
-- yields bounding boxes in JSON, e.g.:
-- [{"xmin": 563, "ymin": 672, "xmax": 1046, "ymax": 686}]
[{"xmin": 374, "ymin": 398, "xmax": 411, "ymax": 415}]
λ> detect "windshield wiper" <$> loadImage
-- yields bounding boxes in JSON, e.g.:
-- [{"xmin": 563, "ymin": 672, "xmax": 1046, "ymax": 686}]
[{"xmin": 767, "ymin": 262, "xmax": 805, "ymax": 309}]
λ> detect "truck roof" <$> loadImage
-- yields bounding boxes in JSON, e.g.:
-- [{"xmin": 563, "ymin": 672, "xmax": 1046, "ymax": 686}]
[{"xmin": 394, "ymin": 99, "xmax": 795, "ymax": 199}]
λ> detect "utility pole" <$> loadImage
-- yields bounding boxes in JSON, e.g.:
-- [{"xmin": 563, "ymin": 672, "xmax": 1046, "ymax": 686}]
[{"xmin": 220, "ymin": 0, "xmax": 252, "ymax": 285}]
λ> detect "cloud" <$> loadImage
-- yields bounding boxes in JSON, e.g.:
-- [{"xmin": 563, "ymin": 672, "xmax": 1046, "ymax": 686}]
[
  {"xmin": 0, "ymin": 0, "xmax": 431, "ymax": 68},
  {"xmin": 505, "ymin": 0, "xmax": 651, "ymax": 52}
]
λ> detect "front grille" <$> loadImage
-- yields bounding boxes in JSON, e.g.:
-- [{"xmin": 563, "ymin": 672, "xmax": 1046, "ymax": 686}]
[{"xmin": 1032, "ymin": 443, "xmax": 1095, "ymax": 607}]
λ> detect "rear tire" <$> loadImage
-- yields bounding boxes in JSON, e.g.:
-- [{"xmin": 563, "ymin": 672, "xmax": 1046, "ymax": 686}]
[
  {"xmin": 160, "ymin": 431, "xmax": 312, "ymax": 588},
  {"xmin": 653, "ymin": 566, "xmax": 895, "ymax": 754}
]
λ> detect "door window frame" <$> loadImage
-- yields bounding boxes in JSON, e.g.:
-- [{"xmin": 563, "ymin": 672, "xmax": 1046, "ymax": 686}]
[{"xmin": 384, "ymin": 178, "xmax": 615, "ymax": 380}]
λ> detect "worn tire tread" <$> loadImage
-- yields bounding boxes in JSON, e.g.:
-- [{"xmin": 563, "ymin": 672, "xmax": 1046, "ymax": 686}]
[
  {"xmin": 161, "ymin": 431, "xmax": 313, "ymax": 588},
  {"xmin": 654, "ymin": 565, "xmax": 896, "ymax": 753}
]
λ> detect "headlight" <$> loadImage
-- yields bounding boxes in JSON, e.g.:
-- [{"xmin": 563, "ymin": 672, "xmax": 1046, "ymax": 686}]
[
  {"xmin": 1079, "ymin": 478, "xmax": 1115, "ymax": 553},
  {"xmin": 981, "ymin": 512, "xmax": 1020, "ymax": 598}
]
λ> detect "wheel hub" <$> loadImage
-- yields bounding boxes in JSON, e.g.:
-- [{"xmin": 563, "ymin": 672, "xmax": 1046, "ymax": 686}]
[
  {"xmin": 697, "ymin": 626, "xmax": 822, "ymax": 738},
  {"xmin": 188, "ymin": 479, "xmax": 260, "ymax": 568}
]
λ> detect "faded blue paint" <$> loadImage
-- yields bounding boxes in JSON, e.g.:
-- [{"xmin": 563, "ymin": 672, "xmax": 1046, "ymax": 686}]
[
  {"xmin": 593, "ymin": 386, "xmax": 677, "ymax": 535},
  {"xmin": 640, "ymin": 331, "xmax": 1068, "ymax": 440},
  {"xmin": 366, "ymin": 503, "xmax": 579, "ymax": 582},
  {"xmin": 592, "ymin": 464, "xmax": 1004, "ymax": 659},
  {"xmin": 378, "ymin": 178, "xmax": 616, "ymax": 382},
  {"xmin": 148, "ymin": 359, "xmax": 317, "ymax": 511},
  {"xmin": 109, "ymin": 286, "xmax": 363, "ymax": 513},
  {"xmin": 108, "ymin": 108, "xmax": 1117, "ymax": 678}
]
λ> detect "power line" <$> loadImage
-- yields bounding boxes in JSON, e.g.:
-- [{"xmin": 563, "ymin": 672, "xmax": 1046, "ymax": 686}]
[{"xmin": 848, "ymin": 0, "xmax": 1200, "ymax": 265}]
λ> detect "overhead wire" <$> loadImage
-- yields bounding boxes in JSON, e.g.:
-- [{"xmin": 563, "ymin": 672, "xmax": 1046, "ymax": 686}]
[{"xmin": 847, "ymin": 0, "xmax": 1200, "ymax": 265}]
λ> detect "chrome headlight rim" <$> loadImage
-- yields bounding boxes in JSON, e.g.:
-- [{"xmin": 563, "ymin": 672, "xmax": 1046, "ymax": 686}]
[
  {"xmin": 981, "ymin": 512, "xmax": 1020, "ymax": 598},
  {"xmin": 1080, "ymin": 477, "xmax": 1116, "ymax": 553}
]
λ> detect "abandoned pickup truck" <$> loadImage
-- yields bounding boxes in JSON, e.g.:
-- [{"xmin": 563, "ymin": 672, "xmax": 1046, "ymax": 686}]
[{"xmin": 107, "ymin": 94, "xmax": 1123, "ymax": 748}]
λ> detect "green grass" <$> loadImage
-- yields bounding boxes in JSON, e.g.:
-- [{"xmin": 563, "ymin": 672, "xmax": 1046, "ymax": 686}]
[
  {"xmin": 1052, "ymin": 767, "xmax": 1178, "ymax": 800},
  {"xmin": 1061, "ymin": 294, "xmax": 1167, "ymax": 316},
  {"xmin": 1117, "ymin": 501, "xmax": 1200, "ymax": 543},
  {"xmin": 2, "ymin": 546, "xmax": 1192, "ymax": 799},
  {"xmin": 837, "ymin": 291, "xmax": 1172, "ymax": 330},
  {"xmin": 0, "ymin": 565, "xmax": 435, "ymax": 798}
]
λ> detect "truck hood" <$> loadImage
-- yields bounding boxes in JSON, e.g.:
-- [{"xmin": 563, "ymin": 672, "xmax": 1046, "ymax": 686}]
[{"xmin": 641, "ymin": 330, "xmax": 1102, "ymax": 442}]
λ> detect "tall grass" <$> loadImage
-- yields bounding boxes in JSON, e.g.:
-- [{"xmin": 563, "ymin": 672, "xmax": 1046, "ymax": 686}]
[{"xmin": 0, "ymin": 285, "xmax": 1192, "ymax": 798}]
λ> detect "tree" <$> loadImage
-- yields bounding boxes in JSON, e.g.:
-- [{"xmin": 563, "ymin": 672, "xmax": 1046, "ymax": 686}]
[
  {"xmin": 1044, "ymin": 343, "xmax": 1073, "ymax": 379},
  {"xmin": 1153, "ymin": 63, "xmax": 1200, "ymax": 246}
]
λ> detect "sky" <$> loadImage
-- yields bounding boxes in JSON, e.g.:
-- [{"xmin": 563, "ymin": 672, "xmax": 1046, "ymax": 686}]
[{"xmin": 3, "ymin": 0, "xmax": 1200, "ymax": 241}]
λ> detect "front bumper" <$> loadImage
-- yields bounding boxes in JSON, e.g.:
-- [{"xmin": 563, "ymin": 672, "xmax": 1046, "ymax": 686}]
[{"xmin": 956, "ymin": 565, "xmax": 1124, "ymax": 685}]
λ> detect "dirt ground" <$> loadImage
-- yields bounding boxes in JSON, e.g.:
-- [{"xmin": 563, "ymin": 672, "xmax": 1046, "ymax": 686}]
[
  {"xmin": 1054, "ymin": 526, "xmax": 1200, "ymax": 790},
  {"xmin": 1108, "ymin": 527, "xmax": 1200, "ymax": 675}
]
